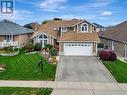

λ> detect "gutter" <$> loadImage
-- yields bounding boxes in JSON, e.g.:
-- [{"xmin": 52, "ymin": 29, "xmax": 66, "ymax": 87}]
[{"xmin": 57, "ymin": 41, "xmax": 100, "ymax": 43}]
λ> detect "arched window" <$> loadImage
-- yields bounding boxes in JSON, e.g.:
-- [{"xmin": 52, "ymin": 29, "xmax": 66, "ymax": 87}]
[
  {"xmin": 38, "ymin": 34, "xmax": 48, "ymax": 47},
  {"xmin": 81, "ymin": 23, "xmax": 88, "ymax": 32}
]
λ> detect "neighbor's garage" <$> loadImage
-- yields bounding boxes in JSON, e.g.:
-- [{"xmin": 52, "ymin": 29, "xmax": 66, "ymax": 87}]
[{"xmin": 64, "ymin": 43, "xmax": 93, "ymax": 56}]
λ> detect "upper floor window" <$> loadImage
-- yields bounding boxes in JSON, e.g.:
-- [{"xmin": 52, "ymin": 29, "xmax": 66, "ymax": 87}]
[
  {"xmin": 61, "ymin": 27, "xmax": 67, "ymax": 32},
  {"xmin": 93, "ymin": 27, "xmax": 96, "ymax": 32},
  {"xmin": 81, "ymin": 23, "xmax": 88, "ymax": 32}
]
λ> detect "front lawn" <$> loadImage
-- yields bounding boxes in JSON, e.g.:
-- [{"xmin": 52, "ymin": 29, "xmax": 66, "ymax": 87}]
[
  {"xmin": 0, "ymin": 50, "xmax": 56, "ymax": 80},
  {"xmin": 102, "ymin": 59, "xmax": 127, "ymax": 83},
  {"xmin": 0, "ymin": 87, "xmax": 52, "ymax": 95}
]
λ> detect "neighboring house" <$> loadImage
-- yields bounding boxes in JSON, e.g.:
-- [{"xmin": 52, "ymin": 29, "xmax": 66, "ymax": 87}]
[
  {"xmin": 99, "ymin": 21, "xmax": 127, "ymax": 59},
  {"xmin": 0, "ymin": 21, "xmax": 34, "ymax": 48},
  {"xmin": 24, "ymin": 22, "xmax": 40, "ymax": 30},
  {"xmin": 93, "ymin": 23, "xmax": 106, "ymax": 32},
  {"xmin": 32, "ymin": 19, "xmax": 100, "ymax": 56}
]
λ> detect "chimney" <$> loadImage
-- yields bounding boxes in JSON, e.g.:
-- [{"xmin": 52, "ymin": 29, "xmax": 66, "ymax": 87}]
[{"xmin": 34, "ymin": 22, "xmax": 39, "ymax": 31}]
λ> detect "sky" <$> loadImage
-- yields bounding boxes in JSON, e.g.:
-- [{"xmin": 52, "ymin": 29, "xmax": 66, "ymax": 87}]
[{"xmin": 0, "ymin": 0, "xmax": 127, "ymax": 26}]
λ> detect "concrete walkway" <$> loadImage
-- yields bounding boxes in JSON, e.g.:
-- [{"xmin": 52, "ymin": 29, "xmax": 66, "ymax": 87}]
[
  {"xmin": 0, "ymin": 80, "xmax": 127, "ymax": 95},
  {"xmin": 0, "ymin": 81, "xmax": 127, "ymax": 90}
]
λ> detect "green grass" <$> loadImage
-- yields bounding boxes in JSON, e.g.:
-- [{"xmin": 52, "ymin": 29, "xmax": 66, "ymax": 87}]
[
  {"xmin": 102, "ymin": 59, "xmax": 127, "ymax": 83},
  {"xmin": 0, "ymin": 50, "xmax": 56, "ymax": 80},
  {"xmin": 0, "ymin": 87, "xmax": 52, "ymax": 95}
]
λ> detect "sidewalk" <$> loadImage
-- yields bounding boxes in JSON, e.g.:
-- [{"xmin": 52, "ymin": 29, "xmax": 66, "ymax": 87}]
[
  {"xmin": 0, "ymin": 80, "xmax": 127, "ymax": 90},
  {"xmin": 0, "ymin": 80, "xmax": 127, "ymax": 95}
]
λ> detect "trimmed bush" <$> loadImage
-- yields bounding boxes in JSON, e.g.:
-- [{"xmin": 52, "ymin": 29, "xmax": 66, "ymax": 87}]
[
  {"xmin": 98, "ymin": 43, "xmax": 104, "ymax": 48},
  {"xmin": 24, "ymin": 43, "xmax": 34, "ymax": 52},
  {"xmin": 99, "ymin": 50, "xmax": 117, "ymax": 61},
  {"xmin": 99, "ymin": 50, "xmax": 110, "ymax": 60},
  {"xmin": 34, "ymin": 43, "xmax": 42, "ymax": 51},
  {"xmin": 49, "ymin": 48, "xmax": 57, "ymax": 57},
  {"xmin": 109, "ymin": 51, "xmax": 117, "ymax": 61},
  {"xmin": 45, "ymin": 44, "xmax": 53, "ymax": 50},
  {"xmin": 4, "ymin": 46, "xmax": 13, "ymax": 52}
]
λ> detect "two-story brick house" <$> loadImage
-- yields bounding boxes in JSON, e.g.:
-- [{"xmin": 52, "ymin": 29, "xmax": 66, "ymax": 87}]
[{"xmin": 32, "ymin": 19, "xmax": 100, "ymax": 56}]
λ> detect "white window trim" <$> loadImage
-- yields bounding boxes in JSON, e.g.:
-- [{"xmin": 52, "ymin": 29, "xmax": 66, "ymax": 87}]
[
  {"xmin": 112, "ymin": 41, "xmax": 114, "ymax": 50},
  {"xmin": 38, "ymin": 33, "xmax": 48, "ymax": 47},
  {"xmin": 5, "ymin": 35, "xmax": 13, "ymax": 42},
  {"xmin": 81, "ymin": 23, "xmax": 88, "ymax": 32},
  {"xmin": 61, "ymin": 27, "xmax": 67, "ymax": 32}
]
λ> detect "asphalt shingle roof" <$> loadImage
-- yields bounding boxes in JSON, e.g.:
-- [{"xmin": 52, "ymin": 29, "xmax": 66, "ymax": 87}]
[
  {"xmin": 0, "ymin": 22, "xmax": 34, "ymax": 35},
  {"xmin": 98, "ymin": 21, "xmax": 127, "ymax": 43},
  {"xmin": 58, "ymin": 32, "xmax": 100, "ymax": 42},
  {"xmin": 32, "ymin": 19, "xmax": 80, "ymax": 38}
]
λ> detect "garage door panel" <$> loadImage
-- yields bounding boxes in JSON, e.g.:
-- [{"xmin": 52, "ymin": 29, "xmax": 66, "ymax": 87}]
[{"xmin": 64, "ymin": 43, "xmax": 92, "ymax": 56}]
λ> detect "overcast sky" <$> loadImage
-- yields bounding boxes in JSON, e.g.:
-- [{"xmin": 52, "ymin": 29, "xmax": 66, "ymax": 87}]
[{"xmin": 0, "ymin": 0, "xmax": 127, "ymax": 26}]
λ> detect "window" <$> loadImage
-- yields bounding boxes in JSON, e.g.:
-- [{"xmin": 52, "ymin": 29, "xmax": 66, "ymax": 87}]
[
  {"xmin": 93, "ymin": 27, "xmax": 96, "ymax": 32},
  {"xmin": 5, "ymin": 35, "xmax": 13, "ymax": 42},
  {"xmin": 81, "ymin": 23, "xmax": 88, "ymax": 32},
  {"xmin": 61, "ymin": 27, "xmax": 67, "ymax": 32},
  {"xmin": 38, "ymin": 34, "xmax": 48, "ymax": 47}
]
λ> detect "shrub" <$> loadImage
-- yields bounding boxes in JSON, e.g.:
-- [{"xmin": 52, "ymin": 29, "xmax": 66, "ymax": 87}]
[
  {"xmin": 45, "ymin": 44, "xmax": 53, "ymax": 50},
  {"xmin": 109, "ymin": 51, "xmax": 117, "ymax": 61},
  {"xmin": 24, "ymin": 43, "xmax": 34, "ymax": 52},
  {"xmin": 34, "ymin": 43, "xmax": 42, "ymax": 51},
  {"xmin": 4, "ymin": 46, "xmax": 13, "ymax": 52},
  {"xmin": 99, "ymin": 50, "xmax": 117, "ymax": 61},
  {"xmin": 99, "ymin": 50, "xmax": 110, "ymax": 60},
  {"xmin": 54, "ymin": 45, "xmax": 59, "ymax": 51},
  {"xmin": 49, "ymin": 48, "xmax": 57, "ymax": 57},
  {"xmin": 98, "ymin": 43, "xmax": 104, "ymax": 48}
]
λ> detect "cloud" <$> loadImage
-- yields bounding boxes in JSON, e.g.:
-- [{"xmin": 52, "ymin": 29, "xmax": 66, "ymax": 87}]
[
  {"xmin": 101, "ymin": 11, "xmax": 112, "ymax": 16},
  {"xmin": 39, "ymin": 0, "xmax": 67, "ymax": 12}
]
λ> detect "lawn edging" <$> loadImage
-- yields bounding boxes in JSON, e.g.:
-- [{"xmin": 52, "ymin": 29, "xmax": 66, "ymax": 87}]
[{"xmin": 96, "ymin": 57, "xmax": 117, "ymax": 83}]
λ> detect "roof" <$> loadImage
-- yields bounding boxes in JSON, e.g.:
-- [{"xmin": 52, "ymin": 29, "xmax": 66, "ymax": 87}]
[
  {"xmin": 0, "ymin": 21, "xmax": 34, "ymax": 35},
  {"xmin": 93, "ymin": 23, "xmax": 105, "ymax": 28},
  {"xmin": 32, "ymin": 19, "xmax": 80, "ymax": 38},
  {"xmin": 98, "ymin": 21, "xmax": 127, "ymax": 43},
  {"xmin": 23, "ymin": 22, "xmax": 41, "ymax": 30},
  {"xmin": 58, "ymin": 32, "xmax": 100, "ymax": 42}
]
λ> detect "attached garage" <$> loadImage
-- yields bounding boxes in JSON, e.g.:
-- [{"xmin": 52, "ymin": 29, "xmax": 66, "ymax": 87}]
[{"xmin": 64, "ymin": 43, "xmax": 93, "ymax": 56}]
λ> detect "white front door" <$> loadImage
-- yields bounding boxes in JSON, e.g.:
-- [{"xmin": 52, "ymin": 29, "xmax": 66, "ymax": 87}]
[{"xmin": 64, "ymin": 43, "xmax": 93, "ymax": 56}]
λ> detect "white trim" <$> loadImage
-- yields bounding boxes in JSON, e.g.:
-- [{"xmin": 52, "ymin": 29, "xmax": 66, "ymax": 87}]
[
  {"xmin": 96, "ymin": 43, "xmax": 98, "ymax": 53},
  {"xmin": 112, "ymin": 41, "xmax": 114, "ymax": 50},
  {"xmin": 61, "ymin": 27, "xmax": 67, "ymax": 32},
  {"xmin": 81, "ymin": 22, "xmax": 88, "ymax": 32},
  {"xmin": 58, "ymin": 41, "xmax": 100, "ymax": 43},
  {"xmin": 38, "ymin": 34, "xmax": 48, "ymax": 47},
  {"xmin": 73, "ymin": 19, "xmax": 96, "ymax": 27},
  {"xmin": 32, "ymin": 32, "xmax": 57, "ymax": 39}
]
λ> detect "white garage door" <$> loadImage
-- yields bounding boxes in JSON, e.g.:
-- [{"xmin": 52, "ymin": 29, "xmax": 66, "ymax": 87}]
[{"xmin": 64, "ymin": 43, "xmax": 93, "ymax": 56}]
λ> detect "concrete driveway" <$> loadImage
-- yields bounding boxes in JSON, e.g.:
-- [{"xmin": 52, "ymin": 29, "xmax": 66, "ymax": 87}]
[{"xmin": 56, "ymin": 56, "xmax": 116, "ymax": 82}]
